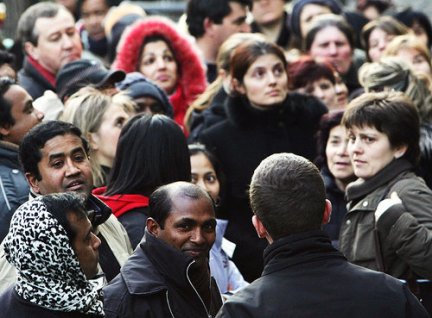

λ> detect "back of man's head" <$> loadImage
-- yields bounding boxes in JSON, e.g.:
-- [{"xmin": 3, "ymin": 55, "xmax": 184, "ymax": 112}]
[
  {"xmin": 19, "ymin": 120, "xmax": 89, "ymax": 180},
  {"xmin": 186, "ymin": 0, "xmax": 251, "ymax": 38},
  {"xmin": 249, "ymin": 153, "xmax": 326, "ymax": 240},
  {"xmin": 17, "ymin": 2, "xmax": 63, "ymax": 46}
]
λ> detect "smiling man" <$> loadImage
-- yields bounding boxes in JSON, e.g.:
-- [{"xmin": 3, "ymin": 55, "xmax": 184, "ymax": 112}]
[
  {"xmin": 17, "ymin": 2, "xmax": 83, "ymax": 99},
  {"xmin": 103, "ymin": 181, "xmax": 223, "ymax": 318}
]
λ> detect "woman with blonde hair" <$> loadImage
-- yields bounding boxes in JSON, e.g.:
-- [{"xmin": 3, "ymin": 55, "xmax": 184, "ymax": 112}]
[
  {"xmin": 61, "ymin": 87, "xmax": 136, "ymax": 187},
  {"xmin": 383, "ymin": 34, "xmax": 432, "ymax": 79},
  {"xmin": 185, "ymin": 32, "xmax": 265, "ymax": 141}
]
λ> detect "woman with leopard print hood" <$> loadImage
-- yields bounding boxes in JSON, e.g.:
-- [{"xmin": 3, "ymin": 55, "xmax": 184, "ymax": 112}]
[{"xmin": 0, "ymin": 193, "xmax": 104, "ymax": 317}]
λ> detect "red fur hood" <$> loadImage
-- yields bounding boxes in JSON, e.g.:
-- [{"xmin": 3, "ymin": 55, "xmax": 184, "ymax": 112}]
[{"xmin": 112, "ymin": 17, "xmax": 207, "ymax": 127}]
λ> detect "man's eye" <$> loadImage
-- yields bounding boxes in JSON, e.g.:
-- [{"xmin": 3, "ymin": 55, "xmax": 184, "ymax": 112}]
[
  {"xmin": 203, "ymin": 223, "xmax": 216, "ymax": 233},
  {"xmin": 52, "ymin": 161, "xmax": 64, "ymax": 168}
]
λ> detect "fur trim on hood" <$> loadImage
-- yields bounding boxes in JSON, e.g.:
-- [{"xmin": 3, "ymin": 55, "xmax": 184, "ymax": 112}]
[{"xmin": 113, "ymin": 16, "xmax": 207, "ymax": 128}]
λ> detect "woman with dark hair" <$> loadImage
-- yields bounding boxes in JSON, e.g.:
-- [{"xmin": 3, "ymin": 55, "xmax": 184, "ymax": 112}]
[
  {"xmin": 315, "ymin": 111, "xmax": 355, "ymax": 247},
  {"xmin": 199, "ymin": 40, "xmax": 327, "ymax": 281},
  {"xmin": 360, "ymin": 16, "xmax": 408, "ymax": 62},
  {"xmin": 93, "ymin": 114, "xmax": 191, "ymax": 247},
  {"xmin": 288, "ymin": 56, "xmax": 340, "ymax": 110},
  {"xmin": 112, "ymin": 16, "xmax": 206, "ymax": 130},
  {"xmin": 340, "ymin": 91, "xmax": 432, "ymax": 282},
  {"xmin": 394, "ymin": 9, "xmax": 432, "ymax": 48},
  {"xmin": 305, "ymin": 14, "xmax": 363, "ymax": 93}
]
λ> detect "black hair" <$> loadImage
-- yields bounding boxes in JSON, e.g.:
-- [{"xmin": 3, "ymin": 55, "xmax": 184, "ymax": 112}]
[
  {"xmin": 105, "ymin": 114, "xmax": 191, "ymax": 196},
  {"xmin": 394, "ymin": 9, "xmax": 432, "ymax": 48},
  {"xmin": 0, "ymin": 77, "xmax": 16, "ymax": 133},
  {"xmin": 315, "ymin": 110, "xmax": 344, "ymax": 168},
  {"xmin": 19, "ymin": 121, "xmax": 90, "ymax": 180},
  {"xmin": 186, "ymin": 0, "xmax": 251, "ymax": 38}
]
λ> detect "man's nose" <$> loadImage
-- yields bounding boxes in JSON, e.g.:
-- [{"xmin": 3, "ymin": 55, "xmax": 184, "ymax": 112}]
[
  {"xmin": 65, "ymin": 159, "xmax": 81, "ymax": 176},
  {"xmin": 190, "ymin": 228, "xmax": 205, "ymax": 244}
]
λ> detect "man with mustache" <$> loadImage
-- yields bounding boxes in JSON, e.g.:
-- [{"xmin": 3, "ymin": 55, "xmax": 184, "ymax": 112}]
[
  {"xmin": 0, "ymin": 120, "xmax": 132, "ymax": 291},
  {"xmin": 103, "ymin": 181, "xmax": 223, "ymax": 318}
]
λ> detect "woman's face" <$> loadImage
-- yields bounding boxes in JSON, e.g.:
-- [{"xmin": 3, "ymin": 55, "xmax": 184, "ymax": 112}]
[
  {"xmin": 347, "ymin": 125, "xmax": 403, "ymax": 180},
  {"xmin": 297, "ymin": 77, "xmax": 337, "ymax": 110},
  {"xmin": 334, "ymin": 72, "xmax": 349, "ymax": 108},
  {"xmin": 139, "ymin": 40, "xmax": 178, "ymax": 95},
  {"xmin": 368, "ymin": 28, "xmax": 395, "ymax": 62},
  {"xmin": 309, "ymin": 26, "xmax": 353, "ymax": 75},
  {"xmin": 396, "ymin": 47, "xmax": 432, "ymax": 76},
  {"xmin": 190, "ymin": 153, "xmax": 220, "ymax": 202},
  {"xmin": 299, "ymin": 4, "xmax": 332, "ymax": 37},
  {"xmin": 236, "ymin": 53, "xmax": 288, "ymax": 109},
  {"xmin": 326, "ymin": 125, "xmax": 354, "ymax": 183},
  {"xmin": 90, "ymin": 104, "xmax": 130, "ymax": 168}
]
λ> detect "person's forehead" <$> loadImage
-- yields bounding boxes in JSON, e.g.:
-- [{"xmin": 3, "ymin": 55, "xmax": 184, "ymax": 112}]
[
  {"xmin": 34, "ymin": 9, "xmax": 75, "ymax": 37},
  {"xmin": 40, "ymin": 133, "xmax": 85, "ymax": 157},
  {"xmin": 168, "ymin": 195, "xmax": 215, "ymax": 221}
]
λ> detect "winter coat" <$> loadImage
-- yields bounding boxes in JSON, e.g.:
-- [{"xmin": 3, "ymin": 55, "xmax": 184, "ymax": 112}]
[
  {"xmin": 216, "ymin": 230, "xmax": 428, "ymax": 318},
  {"xmin": 0, "ymin": 141, "xmax": 29, "ymax": 243},
  {"xmin": 112, "ymin": 17, "xmax": 207, "ymax": 129},
  {"xmin": 199, "ymin": 93, "xmax": 327, "ymax": 281},
  {"xmin": 103, "ymin": 230, "xmax": 223, "ymax": 318},
  {"xmin": 321, "ymin": 166, "xmax": 349, "ymax": 248},
  {"xmin": 340, "ymin": 159, "xmax": 432, "ymax": 279},
  {"xmin": 93, "ymin": 187, "xmax": 150, "ymax": 248},
  {"xmin": 18, "ymin": 56, "xmax": 56, "ymax": 99},
  {"xmin": 0, "ymin": 287, "xmax": 102, "ymax": 318}
]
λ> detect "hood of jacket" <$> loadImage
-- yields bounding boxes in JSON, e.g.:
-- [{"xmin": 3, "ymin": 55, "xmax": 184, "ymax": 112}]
[
  {"xmin": 92, "ymin": 186, "xmax": 149, "ymax": 218},
  {"xmin": 225, "ymin": 92, "xmax": 327, "ymax": 130},
  {"xmin": 112, "ymin": 16, "xmax": 207, "ymax": 124}
]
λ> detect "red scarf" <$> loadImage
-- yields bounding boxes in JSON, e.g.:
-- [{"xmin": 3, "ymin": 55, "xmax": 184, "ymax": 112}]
[
  {"xmin": 27, "ymin": 55, "xmax": 57, "ymax": 88},
  {"xmin": 92, "ymin": 187, "xmax": 149, "ymax": 218}
]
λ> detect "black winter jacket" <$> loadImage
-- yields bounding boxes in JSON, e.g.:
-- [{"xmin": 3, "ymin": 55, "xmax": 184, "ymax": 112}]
[
  {"xmin": 103, "ymin": 230, "xmax": 223, "ymax": 318},
  {"xmin": 217, "ymin": 231, "xmax": 428, "ymax": 318},
  {"xmin": 0, "ymin": 141, "xmax": 29, "ymax": 243},
  {"xmin": 199, "ymin": 93, "xmax": 327, "ymax": 281},
  {"xmin": 17, "ymin": 57, "xmax": 55, "ymax": 99}
]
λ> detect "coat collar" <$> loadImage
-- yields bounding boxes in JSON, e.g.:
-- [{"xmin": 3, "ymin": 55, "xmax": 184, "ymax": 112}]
[{"xmin": 263, "ymin": 230, "xmax": 344, "ymax": 276}]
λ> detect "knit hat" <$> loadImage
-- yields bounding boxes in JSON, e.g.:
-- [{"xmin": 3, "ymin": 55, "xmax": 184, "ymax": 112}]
[
  {"xmin": 290, "ymin": 0, "xmax": 343, "ymax": 36},
  {"xmin": 116, "ymin": 72, "xmax": 174, "ymax": 117},
  {"xmin": 56, "ymin": 59, "xmax": 126, "ymax": 101}
]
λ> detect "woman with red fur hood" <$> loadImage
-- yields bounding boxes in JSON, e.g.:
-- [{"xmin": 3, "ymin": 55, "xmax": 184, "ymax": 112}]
[{"xmin": 112, "ymin": 16, "xmax": 207, "ymax": 129}]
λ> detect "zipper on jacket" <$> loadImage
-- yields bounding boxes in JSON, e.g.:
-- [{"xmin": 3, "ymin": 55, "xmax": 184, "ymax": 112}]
[
  {"xmin": 0, "ymin": 177, "xmax": 11, "ymax": 210},
  {"xmin": 186, "ymin": 261, "xmax": 213, "ymax": 318},
  {"xmin": 165, "ymin": 290, "xmax": 175, "ymax": 318}
]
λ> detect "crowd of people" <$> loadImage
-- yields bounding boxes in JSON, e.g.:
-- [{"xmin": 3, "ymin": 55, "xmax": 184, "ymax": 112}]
[{"xmin": 0, "ymin": 0, "xmax": 432, "ymax": 317}]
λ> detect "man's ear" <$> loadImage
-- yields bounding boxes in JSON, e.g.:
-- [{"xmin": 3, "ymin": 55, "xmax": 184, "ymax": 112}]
[
  {"xmin": 203, "ymin": 17, "xmax": 215, "ymax": 37},
  {"xmin": 322, "ymin": 199, "xmax": 332, "ymax": 224},
  {"xmin": 0, "ymin": 125, "xmax": 11, "ymax": 139},
  {"xmin": 146, "ymin": 217, "xmax": 161, "ymax": 236},
  {"xmin": 252, "ymin": 215, "xmax": 267, "ymax": 238},
  {"xmin": 23, "ymin": 41, "xmax": 38, "ymax": 60},
  {"xmin": 394, "ymin": 144, "xmax": 408, "ymax": 159},
  {"xmin": 25, "ymin": 172, "xmax": 41, "ymax": 194}
]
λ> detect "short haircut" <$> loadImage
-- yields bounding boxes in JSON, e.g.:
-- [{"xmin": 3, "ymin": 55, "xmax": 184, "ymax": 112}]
[
  {"xmin": 41, "ymin": 192, "xmax": 87, "ymax": 242},
  {"xmin": 287, "ymin": 56, "xmax": 336, "ymax": 91},
  {"xmin": 315, "ymin": 110, "xmax": 345, "ymax": 168},
  {"xmin": 361, "ymin": 16, "xmax": 408, "ymax": 61},
  {"xmin": 0, "ymin": 77, "xmax": 16, "ymax": 132},
  {"xmin": 186, "ymin": 0, "xmax": 251, "ymax": 38},
  {"xmin": 305, "ymin": 14, "xmax": 354, "ymax": 52},
  {"xmin": 249, "ymin": 153, "xmax": 326, "ymax": 239},
  {"xmin": 105, "ymin": 114, "xmax": 191, "ymax": 196},
  {"xmin": 149, "ymin": 181, "xmax": 214, "ymax": 229},
  {"xmin": 394, "ymin": 9, "xmax": 432, "ymax": 48},
  {"xmin": 19, "ymin": 121, "xmax": 90, "ymax": 180},
  {"xmin": 342, "ymin": 91, "xmax": 420, "ymax": 165},
  {"xmin": 17, "ymin": 2, "xmax": 64, "ymax": 46}
]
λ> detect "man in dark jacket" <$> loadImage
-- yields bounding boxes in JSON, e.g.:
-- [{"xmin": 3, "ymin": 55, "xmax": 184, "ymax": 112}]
[
  {"xmin": 216, "ymin": 153, "xmax": 428, "ymax": 318},
  {"xmin": 0, "ymin": 77, "xmax": 44, "ymax": 242},
  {"xmin": 103, "ymin": 181, "xmax": 223, "ymax": 318},
  {"xmin": 17, "ymin": 2, "xmax": 82, "ymax": 99}
]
